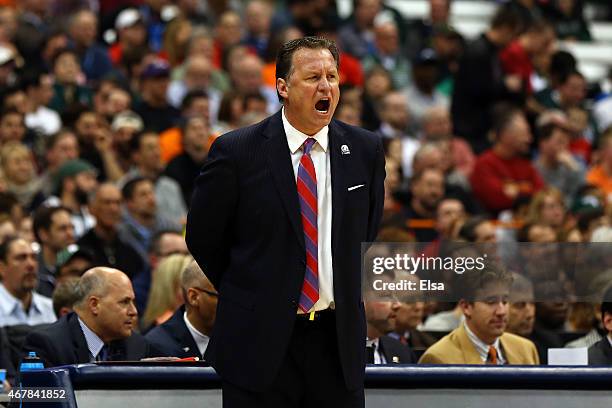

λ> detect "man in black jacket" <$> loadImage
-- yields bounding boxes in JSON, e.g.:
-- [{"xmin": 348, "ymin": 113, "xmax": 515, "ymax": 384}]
[
  {"xmin": 186, "ymin": 37, "xmax": 385, "ymax": 407},
  {"xmin": 365, "ymin": 297, "xmax": 416, "ymax": 364},
  {"xmin": 146, "ymin": 261, "xmax": 217, "ymax": 359},
  {"xmin": 451, "ymin": 5, "xmax": 524, "ymax": 153},
  {"xmin": 588, "ymin": 286, "xmax": 612, "ymax": 365},
  {"xmin": 22, "ymin": 267, "xmax": 154, "ymax": 367}
]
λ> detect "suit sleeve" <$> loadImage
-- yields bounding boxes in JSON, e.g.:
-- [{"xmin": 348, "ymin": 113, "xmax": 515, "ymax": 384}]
[
  {"xmin": 21, "ymin": 331, "xmax": 57, "ymax": 368},
  {"xmin": 418, "ymin": 350, "xmax": 444, "ymax": 364},
  {"xmin": 367, "ymin": 136, "xmax": 386, "ymax": 242},
  {"xmin": 185, "ymin": 136, "xmax": 238, "ymax": 290}
]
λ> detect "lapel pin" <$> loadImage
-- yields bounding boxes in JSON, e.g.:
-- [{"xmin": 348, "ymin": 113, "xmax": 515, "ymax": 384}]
[
  {"xmin": 183, "ymin": 347, "xmax": 190, "ymax": 352},
  {"xmin": 392, "ymin": 356, "xmax": 400, "ymax": 363},
  {"xmin": 341, "ymin": 145, "xmax": 350, "ymax": 155}
]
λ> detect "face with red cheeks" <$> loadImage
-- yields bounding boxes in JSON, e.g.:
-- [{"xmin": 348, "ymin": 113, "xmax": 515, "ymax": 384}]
[{"xmin": 277, "ymin": 48, "xmax": 340, "ymax": 136}]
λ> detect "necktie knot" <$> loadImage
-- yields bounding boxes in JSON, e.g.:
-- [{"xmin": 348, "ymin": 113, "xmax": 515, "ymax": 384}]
[{"xmin": 303, "ymin": 138, "xmax": 316, "ymax": 155}]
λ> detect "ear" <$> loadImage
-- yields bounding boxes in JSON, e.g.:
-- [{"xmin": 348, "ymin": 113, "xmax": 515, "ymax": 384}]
[
  {"xmin": 88, "ymin": 296, "xmax": 100, "ymax": 316},
  {"xmin": 38, "ymin": 228, "xmax": 49, "ymax": 243},
  {"xmin": 604, "ymin": 312, "xmax": 612, "ymax": 334},
  {"xmin": 186, "ymin": 287, "xmax": 199, "ymax": 307},
  {"xmin": 64, "ymin": 177, "xmax": 75, "ymax": 193},
  {"xmin": 459, "ymin": 299, "xmax": 471, "ymax": 319},
  {"xmin": 276, "ymin": 78, "xmax": 289, "ymax": 100}
]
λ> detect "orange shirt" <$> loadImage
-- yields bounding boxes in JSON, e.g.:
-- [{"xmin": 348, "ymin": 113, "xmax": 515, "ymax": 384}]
[
  {"xmin": 586, "ymin": 165, "xmax": 612, "ymax": 194},
  {"xmin": 159, "ymin": 127, "xmax": 183, "ymax": 164}
]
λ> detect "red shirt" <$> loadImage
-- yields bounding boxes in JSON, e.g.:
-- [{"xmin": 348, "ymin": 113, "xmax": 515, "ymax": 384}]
[
  {"xmin": 470, "ymin": 149, "xmax": 544, "ymax": 213},
  {"xmin": 500, "ymin": 40, "xmax": 533, "ymax": 94},
  {"xmin": 339, "ymin": 53, "xmax": 364, "ymax": 87}
]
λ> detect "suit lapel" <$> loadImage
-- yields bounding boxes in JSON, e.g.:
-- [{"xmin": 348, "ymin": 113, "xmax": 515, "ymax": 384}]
[
  {"xmin": 500, "ymin": 334, "xmax": 519, "ymax": 364},
  {"xmin": 68, "ymin": 313, "xmax": 93, "ymax": 363},
  {"xmin": 264, "ymin": 112, "xmax": 304, "ymax": 249},
  {"xmin": 328, "ymin": 121, "xmax": 349, "ymax": 264},
  {"xmin": 457, "ymin": 325, "xmax": 485, "ymax": 364},
  {"xmin": 167, "ymin": 308, "xmax": 200, "ymax": 357}
]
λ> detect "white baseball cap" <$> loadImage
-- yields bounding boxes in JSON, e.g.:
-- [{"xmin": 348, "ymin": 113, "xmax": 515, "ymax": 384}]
[
  {"xmin": 0, "ymin": 46, "xmax": 15, "ymax": 66},
  {"xmin": 115, "ymin": 8, "xmax": 143, "ymax": 30}
]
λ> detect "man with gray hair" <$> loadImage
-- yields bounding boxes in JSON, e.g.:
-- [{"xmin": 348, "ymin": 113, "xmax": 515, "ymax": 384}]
[
  {"xmin": 22, "ymin": 267, "xmax": 155, "ymax": 367},
  {"xmin": 146, "ymin": 261, "xmax": 218, "ymax": 359}
]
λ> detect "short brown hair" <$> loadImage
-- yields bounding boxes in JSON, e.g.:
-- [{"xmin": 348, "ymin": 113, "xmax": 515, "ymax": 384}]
[
  {"xmin": 459, "ymin": 260, "xmax": 513, "ymax": 301},
  {"xmin": 275, "ymin": 36, "xmax": 339, "ymax": 102}
]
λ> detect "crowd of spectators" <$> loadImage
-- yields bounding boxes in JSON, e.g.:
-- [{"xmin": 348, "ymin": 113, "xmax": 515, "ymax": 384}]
[{"xmin": 1, "ymin": 0, "xmax": 612, "ymax": 391}]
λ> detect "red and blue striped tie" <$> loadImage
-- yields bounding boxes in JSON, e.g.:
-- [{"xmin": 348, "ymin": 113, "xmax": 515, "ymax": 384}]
[{"xmin": 297, "ymin": 137, "xmax": 319, "ymax": 313}]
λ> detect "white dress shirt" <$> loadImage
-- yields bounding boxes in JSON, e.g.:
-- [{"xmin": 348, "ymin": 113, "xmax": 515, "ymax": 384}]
[
  {"xmin": 282, "ymin": 108, "xmax": 334, "ymax": 313},
  {"xmin": 464, "ymin": 322, "xmax": 506, "ymax": 365},
  {"xmin": 77, "ymin": 316, "xmax": 105, "ymax": 362},
  {"xmin": 184, "ymin": 312, "xmax": 210, "ymax": 358},
  {"xmin": 0, "ymin": 283, "xmax": 56, "ymax": 326},
  {"xmin": 366, "ymin": 337, "xmax": 387, "ymax": 364}
]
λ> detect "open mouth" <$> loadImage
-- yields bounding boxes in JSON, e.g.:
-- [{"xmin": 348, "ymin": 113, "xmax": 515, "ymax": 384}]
[{"xmin": 315, "ymin": 98, "xmax": 330, "ymax": 113}]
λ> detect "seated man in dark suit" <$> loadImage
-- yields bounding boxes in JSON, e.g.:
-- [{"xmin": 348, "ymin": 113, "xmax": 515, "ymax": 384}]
[
  {"xmin": 365, "ymin": 292, "xmax": 417, "ymax": 364},
  {"xmin": 22, "ymin": 267, "xmax": 155, "ymax": 367},
  {"xmin": 146, "ymin": 261, "xmax": 217, "ymax": 359},
  {"xmin": 388, "ymin": 272, "xmax": 437, "ymax": 350},
  {"xmin": 588, "ymin": 285, "xmax": 612, "ymax": 365}
]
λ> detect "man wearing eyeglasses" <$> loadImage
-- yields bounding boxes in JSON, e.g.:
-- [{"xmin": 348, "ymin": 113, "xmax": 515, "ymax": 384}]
[{"xmin": 146, "ymin": 261, "xmax": 217, "ymax": 359}]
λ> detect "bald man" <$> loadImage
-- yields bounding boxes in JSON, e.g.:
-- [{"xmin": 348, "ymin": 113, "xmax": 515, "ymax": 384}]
[
  {"xmin": 146, "ymin": 261, "xmax": 218, "ymax": 359},
  {"xmin": 22, "ymin": 267, "xmax": 157, "ymax": 367}
]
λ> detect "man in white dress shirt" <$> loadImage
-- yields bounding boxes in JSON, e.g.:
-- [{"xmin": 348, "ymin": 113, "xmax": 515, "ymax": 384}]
[{"xmin": 0, "ymin": 236, "xmax": 56, "ymax": 326}]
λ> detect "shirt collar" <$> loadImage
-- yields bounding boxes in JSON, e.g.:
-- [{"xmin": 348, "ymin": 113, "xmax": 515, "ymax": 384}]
[
  {"xmin": 0, "ymin": 283, "xmax": 19, "ymax": 315},
  {"xmin": 183, "ymin": 311, "xmax": 210, "ymax": 357},
  {"xmin": 77, "ymin": 316, "xmax": 106, "ymax": 360},
  {"xmin": 282, "ymin": 107, "xmax": 329, "ymax": 154},
  {"xmin": 608, "ymin": 335, "xmax": 612, "ymax": 348},
  {"xmin": 464, "ymin": 321, "xmax": 503, "ymax": 363},
  {"xmin": 0, "ymin": 283, "xmax": 44, "ymax": 315},
  {"xmin": 365, "ymin": 337, "xmax": 380, "ymax": 349}
]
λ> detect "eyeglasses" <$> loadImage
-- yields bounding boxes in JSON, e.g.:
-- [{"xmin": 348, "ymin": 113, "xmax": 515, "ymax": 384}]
[{"xmin": 192, "ymin": 287, "xmax": 219, "ymax": 297}]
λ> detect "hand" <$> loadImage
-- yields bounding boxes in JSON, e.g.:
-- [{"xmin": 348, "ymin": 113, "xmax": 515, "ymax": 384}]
[
  {"xmin": 557, "ymin": 150, "xmax": 579, "ymax": 170},
  {"xmin": 504, "ymin": 75, "xmax": 522, "ymax": 92},
  {"xmin": 93, "ymin": 129, "xmax": 113, "ymax": 153},
  {"xmin": 503, "ymin": 182, "xmax": 520, "ymax": 199}
]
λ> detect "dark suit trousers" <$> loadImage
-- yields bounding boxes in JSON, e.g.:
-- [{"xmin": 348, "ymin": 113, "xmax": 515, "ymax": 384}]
[{"xmin": 222, "ymin": 311, "xmax": 364, "ymax": 408}]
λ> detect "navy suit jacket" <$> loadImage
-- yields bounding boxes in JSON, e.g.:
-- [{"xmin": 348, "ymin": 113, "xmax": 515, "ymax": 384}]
[
  {"xmin": 186, "ymin": 111, "xmax": 385, "ymax": 392},
  {"xmin": 588, "ymin": 337, "xmax": 612, "ymax": 365},
  {"xmin": 22, "ymin": 312, "xmax": 155, "ymax": 368},
  {"xmin": 145, "ymin": 306, "xmax": 202, "ymax": 359},
  {"xmin": 378, "ymin": 335, "xmax": 417, "ymax": 364}
]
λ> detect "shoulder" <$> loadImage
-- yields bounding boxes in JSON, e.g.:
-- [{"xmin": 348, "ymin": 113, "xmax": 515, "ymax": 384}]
[
  {"xmin": 380, "ymin": 335, "xmax": 415, "ymax": 363},
  {"xmin": 419, "ymin": 328, "xmax": 462, "ymax": 362},
  {"xmin": 501, "ymin": 331, "xmax": 537, "ymax": 350},
  {"xmin": 32, "ymin": 293, "xmax": 55, "ymax": 316},
  {"xmin": 145, "ymin": 322, "xmax": 175, "ymax": 344},
  {"xmin": 332, "ymin": 120, "xmax": 379, "ymax": 145},
  {"xmin": 26, "ymin": 315, "xmax": 69, "ymax": 342},
  {"xmin": 211, "ymin": 114, "xmax": 276, "ymax": 151}
]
